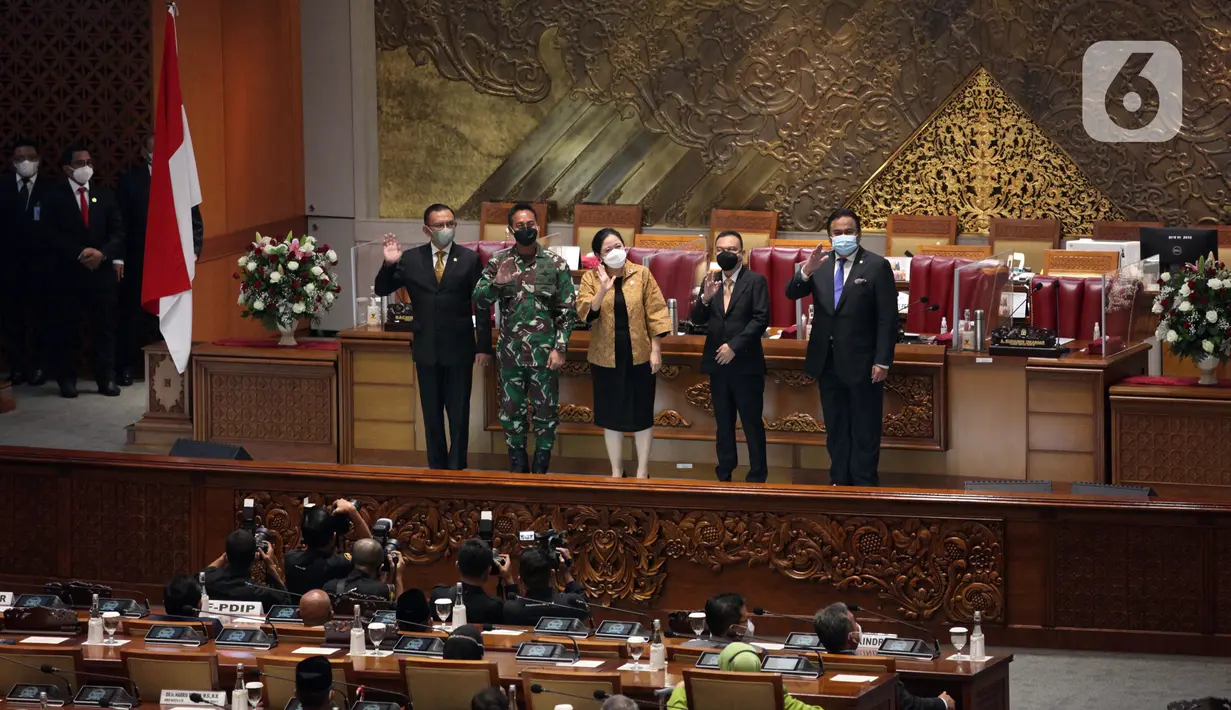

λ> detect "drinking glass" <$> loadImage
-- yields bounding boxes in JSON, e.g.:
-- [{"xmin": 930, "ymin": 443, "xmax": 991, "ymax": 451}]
[
  {"xmin": 950, "ymin": 627, "xmax": 968, "ymax": 661},
  {"xmin": 101, "ymin": 611, "xmax": 121, "ymax": 645},
  {"xmin": 368, "ymin": 622, "xmax": 387, "ymax": 655},
  {"xmin": 688, "ymin": 612, "xmax": 706, "ymax": 639},
  {"xmin": 434, "ymin": 599, "xmax": 453, "ymax": 630},
  {"xmin": 627, "ymin": 636, "xmax": 646, "ymax": 671},
  {"xmin": 245, "ymin": 682, "xmax": 263, "ymax": 710}
]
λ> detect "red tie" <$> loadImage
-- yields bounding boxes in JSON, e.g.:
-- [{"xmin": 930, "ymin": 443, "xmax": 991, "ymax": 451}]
[{"xmin": 78, "ymin": 187, "xmax": 89, "ymax": 227}]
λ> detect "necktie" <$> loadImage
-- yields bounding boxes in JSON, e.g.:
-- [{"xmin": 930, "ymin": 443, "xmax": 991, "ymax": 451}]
[
  {"xmin": 833, "ymin": 257, "xmax": 847, "ymax": 307},
  {"xmin": 18, "ymin": 179, "xmax": 30, "ymax": 210},
  {"xmin": 434, "ymin": 250, "xmax": 446, "ymax": 283},
  {"xmin": 723, "ymin": 277, "xmax": 735, "ymax": 312},
  {"xmin": 78, "ymin": 187, "xmax": 89, "ymax": 228}
]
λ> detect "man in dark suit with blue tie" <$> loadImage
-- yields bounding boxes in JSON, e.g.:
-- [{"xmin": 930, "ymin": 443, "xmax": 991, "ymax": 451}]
[
  {"xmin": 375, "ymin": 204, "xmax": 492, "ymax": 470},
  {"xmin": 787, "ymin": 209, "xmax": 897, "ymax": 486},
  {"xmin": 691, "ymin": 230, "xmax": 770, "ymax": 482},
  {"xmin": 1, "ymin": 139, "xmax": 55, "ymax": 386}
]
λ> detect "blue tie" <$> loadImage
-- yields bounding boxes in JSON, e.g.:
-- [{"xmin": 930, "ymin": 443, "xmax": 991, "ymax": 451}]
[{"xmin": 833, "ymin": 257, "xmax": 847, "ymax": 308}]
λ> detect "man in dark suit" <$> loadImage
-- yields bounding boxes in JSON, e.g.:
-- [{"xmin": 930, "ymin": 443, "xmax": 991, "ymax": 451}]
[
  {"xmin": 44, "ymin": 145, "xmax": 126, "ymax": 398},
  {"xmin": 116, "ymin": 135, "xmax": 204, "ymax": 386},
  {"xmin": 690, "ymin": 230, "xmax": 770, "ymax": 482},
  {"xmin": 787, "ymin": 208, "xmax": 897, "ymax": 486},
  {"xmin": 0, "ymin": 139, "xmax": 55, "ymax": 386},
  {"xmin": 375, "ymin": 203, "xmax": 492, "ymax": 469}
]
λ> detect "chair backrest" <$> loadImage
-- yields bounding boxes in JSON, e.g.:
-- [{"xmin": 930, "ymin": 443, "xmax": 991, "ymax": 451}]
[
  {"xmin": 645, "ymin": 250, "xmax": 707, "ymax": 311},
  {"xmin": 819, "ymin": 653, "xmax": 897, "ymax": 673},
  {"xmin": 709, "ymin": 209, "xmax": 780, "ymax": 251},
  {"xmin": 747, "ymin": 247, "xmax": 810, "ymax": 328},
  {"xmin": 0, "ymin": 647, "xmax": 83, "ymax": 697},
  {"xmin": 574, "ymin": 638, "xmax": 627, "ymax": 658},
  {"xmin": 626, "ymin": 246, "xmax": 657, "ymax": 266},
  {"xmin": 258, "ymin": 656, "xmax": 356, "ymax": 709},
  {"xmin": 271, "ymin": 624, "xmax": 327, "ymax": 645},
  {"xmin": 666, "ymin": 645, "xmax": 707, "ymax": 663},
  {"xmin": 989, "ymin": 217, "xmax": 1061, "ymax": 273},
  {"xmin": 682, "ymin": 668, "xmax": 784, "ymax": 710},
  {"xmin": 633, "ymin": 233, "xmax": 707, "ymax": 250},
  {"xmin": 573, "ymin": 204, "xmax": 643, "ymax": 249},
  {"xmin": 1091, "ymin": 220, "xmax": 1163, "ymax": 241},
  {"xmin": 904, "ymin": 254, "xmax": 972, "ymax": 333},
  {"xmin": 401, "ymin": 658, "xmax": 500, "ymax": 710},
  {"xmin": 1030, "ymin": 275, "xmax": 1103, "ymax": 340},
  {"xmin": 919, "ymin": 244, "xmax": 991, "ymax": 260},
  {"xmin": 1042, "ymin": 249, "xmax": 1119, "ymax": 276},
  {"xmin": 457, "ymin": 240, "xmax": 516, "ymax": 268},
  {"xmin": 523, "ymin": 671, "xmax": 621, "ymax": 710},
  {"xmin": 886, "ymin": 214, "xmax": 958, "ymax": 257},
  {"xmin": 479, "ymin": 201, "xmax": 549, "ymax": 242},
  {"xmin": 123, "ymin": 648, "xmax": 220, "ymax": 696},
  {"xmin": 768, "ymin": 238, "xmax": 830, "ymax": 249}
]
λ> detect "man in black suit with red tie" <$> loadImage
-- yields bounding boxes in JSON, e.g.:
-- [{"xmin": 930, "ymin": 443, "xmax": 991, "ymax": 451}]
[
  {"xmin": 374, "ymin": 204, "xmax": 492, "ymax": 470},
  {"xmin": 1, "ymin": 139, "xmax": 55, "ymax": 387},
  {"xmin": 691, "ymin": 230, "xmax": 770, "ymax": 482},
  {"xmin": 44, "ymin": 146, "xmax": 126, "ymax": 398},
  {"xmin": 787, "ymin": 208, "xmax": 897, "ymax": 486}
]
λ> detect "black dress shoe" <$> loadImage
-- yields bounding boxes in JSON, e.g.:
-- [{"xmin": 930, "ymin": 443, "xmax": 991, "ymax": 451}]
[
  {"xmin": 7, "ymin": 371, "xmax": 25, "ymax": 385},
  {"xmin": 116, "ymin": 368, "xmax": 134, "ymax": 387},
  {"xmin": 508, "ymin": 447, "xmax": 530, "ymax": 473},
  {"xmin": 97, "ymin": 381, "xmax": 121, "ymax": 397},
  {"xmin": 58, "ymin": 380, "xmax": 79, "ymax": 398},
  {"xmin": 531, "ymin": 449, "xmax": 551, "ymax": 474},
  {"xmin": 28, "ymin": 369, "xmax": 46, "ymax": 386}
]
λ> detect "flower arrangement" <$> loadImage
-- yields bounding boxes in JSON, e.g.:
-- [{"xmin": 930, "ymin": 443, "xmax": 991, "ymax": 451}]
[
  {"xmin": 235, "ymin": 232, "xmax": 342, "ymax": 333},
  {"xmin": 1152, "ymin": 253, "xmax": 1231, "ymax": 368}
]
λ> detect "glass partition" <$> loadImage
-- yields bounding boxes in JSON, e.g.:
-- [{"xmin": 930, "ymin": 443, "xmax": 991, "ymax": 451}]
[
  {"xmin": 1101, "ymin": 256, "xmax": 1159, "ymax": 355},
  {"xmin": 350, "ymin": 238, "xmax": 413, "ymax": 328},
  {"xmin": 952, "ymin": 250, "xmax": 1014, "ymax": 352}
]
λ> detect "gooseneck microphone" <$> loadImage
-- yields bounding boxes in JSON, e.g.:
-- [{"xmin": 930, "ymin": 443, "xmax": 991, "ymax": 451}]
[
  {"xmin": 586, "ymin": 601, "xmax": 656, "ymax": 620},
  {"xmin": 528, "ymin": 684, "xmax": 607, "ymax": 703},
  {"xmin": 160, "ymin": 610, "xmax": 217, "ymax": 640},
  {"xmin": 244, "ymin": 580, "xmax": 301, "ymax": 600},
  {"xmin": 188, "ymin": 693, "xmax": 228, "ymax": 709},
  {"xmin": 846, "ymin": 604, "xmax": 941, "ymax": 659},
  {"xmin": 37, "ymin": 662, "xmax": 75, "ymax": 696},
  {"xmin": 507, "ymin": 592, "xmax": 592, "ymax": 626},
  {"xmin": 1007, "ymin": 281, "xmax": 1044, "ymax": 320},
  {"xmin": 752, "ymin": 607, "xmax": 812, "ymax": 623}
]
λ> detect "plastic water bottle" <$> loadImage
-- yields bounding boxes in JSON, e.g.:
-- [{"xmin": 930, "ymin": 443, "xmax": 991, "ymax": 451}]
[
  {"xmin": 232, "ymin": 664, "xmax": 246, "ymax": 710},
  {"xmin": 452, "ymin": 582, "xmax": 468, "ymax": 629},
  {"xmin": 88, "ymin": 593, "xmax": 104, "ymax": 644},
  {"xmin": 349, "ymin": 604, "xmax": 366, "ymax": 656},
  {"xmin": 649, "ymin": 619, "xmax": 666, "ymax": 671},
  {"xmin": 969, "ymin": 611, "xmax": 985, "ymax": 660}
]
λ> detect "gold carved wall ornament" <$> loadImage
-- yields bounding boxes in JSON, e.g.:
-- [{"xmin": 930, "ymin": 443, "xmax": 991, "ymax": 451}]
[
  {"xmin": 558, "ymin": 403, "xmax": 594, "ymax": 423},
  {"xmin": 684, "ymin": 382, "xmax": 713, "ymax": 415},
  {"xmin": 764, "ymin": 412, "xmax": 825, "ymax": 433},
  {"xmin": 653, "ymin": 410, "xmax": 691, "ymax": 428}
]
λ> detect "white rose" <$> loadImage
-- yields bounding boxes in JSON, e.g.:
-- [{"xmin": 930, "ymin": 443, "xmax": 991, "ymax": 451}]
[
  {"xmin": 1152, "ymin": 302, "xmax": 1163, "ymax": 314},
  {"xmin": 305, "ymin": 283, "xmax": 316, "ymax": 294},
  {"xmin": 287, "ymin": 260, "xmax": 299, "ymax": 271},
  {"xmin": 1208, "ymin": 310, "xmax": 1219, "ymax": 324},
  {"xmin": 1179, "ymin": 300, "xmax": 1192, "ymax": 312},
  {"xmin": 237, "ymin": 293, "xmax": 246, "ymax": 304},
  {"xmin": 269, "ymin": 272, "xmax": 283, "ymax": 284},
  {"xmin": 320, "ymin": 274, "xmax": 330, "ymax": 283},
  {"xmin": 253, "ymin": 300, "xmax": 265, "ymax": 311},
  {"xmin": 1161, "ymin": 272, "xmax": 1171, "ymax": 282},
  {"xmin": 325, "ymin": 292, "xmax": 335, "ymax": 304},
  {"xmin": 1179, "ymin": 284, "xmax": 1191, "ymax": 297},
  {"xmin": 1166, "ymin": 330, "xmax": 1178, "ymax": 343},
  {"xmin": 292, "ymin": 302, "xmax": 305, "ymax": 314},
  {"xmin": 246, "ymin": 261, "xmax": 257, "ymax": 272},
  {"xmin": 1203, "ymin": 339, "xmax": 1215, "ymax": 353},
  {"xmin": 327, "ymin": 249, "xmax": 338, "ymax": 263},
  {"xmin": 310, "ymin": 266, "xmax": 324, "ymax": 277},
  {"xmin": 237, "ymin": 255, "xmax": 248, "ymax": 267},
  {"xmin": 302, "ymin": 242, "xmax": 315, "ymax": 253},
  {"xmin": 1210, "ymin": 278, "xmax": 1224, "ymax": 290}
]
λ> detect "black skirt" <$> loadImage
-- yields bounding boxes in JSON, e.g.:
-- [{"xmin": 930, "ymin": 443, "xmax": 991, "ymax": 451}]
[{"xmin": 591, "ymin": 280, "xmax": 656, "ymax": 432}]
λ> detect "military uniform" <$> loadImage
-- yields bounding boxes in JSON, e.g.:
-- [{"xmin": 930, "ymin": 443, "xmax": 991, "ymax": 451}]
[{"xmin": 473, "ymin": 245, "xmax": 577, "ymax": 458}]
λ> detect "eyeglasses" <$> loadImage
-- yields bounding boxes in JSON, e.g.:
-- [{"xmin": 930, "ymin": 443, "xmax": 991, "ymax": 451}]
[{"xmin": 715, "ymin": 246, "xmax": 742, "ymax": 254}]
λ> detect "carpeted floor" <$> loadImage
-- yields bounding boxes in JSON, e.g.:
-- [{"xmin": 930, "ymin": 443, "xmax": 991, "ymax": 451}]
[{"xmin": 0, "ymin": 378, "xmax": 146, "ymax": 452}]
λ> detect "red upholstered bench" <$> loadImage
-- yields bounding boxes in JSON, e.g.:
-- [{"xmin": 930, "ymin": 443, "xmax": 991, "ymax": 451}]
[
  {"xmin": 748, "ymin": 247, "xmax": 811, "ymax": 335},
  {"xmin": 1030, "ymin": 275, "xmax": 1103, "ymax": 339},
  {"xmin": 457, "ymin": 240, "xmax": 515, "ymax": 266},
  {"xmin": 905, "ymin": 254, "xmax": 975, "ymax": 332}
]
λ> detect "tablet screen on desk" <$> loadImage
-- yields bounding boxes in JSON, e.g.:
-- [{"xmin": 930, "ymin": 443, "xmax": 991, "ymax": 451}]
[
  {"xmin": 881, "ymin": 638, "xmax": 915, "ymax": 653},
  {"xmin": 763, "ymin": 657, "xmax": 800, "ymax": 672}
]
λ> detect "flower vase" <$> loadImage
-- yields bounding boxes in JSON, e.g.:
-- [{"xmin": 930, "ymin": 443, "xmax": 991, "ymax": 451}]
[
  {"xmin": 277, "ymin": 324, "xmax": 297, "ymax": 347},
  {"xmin": 1196, "ymin": 355, "xmax": 1220, "ymax": 386}
]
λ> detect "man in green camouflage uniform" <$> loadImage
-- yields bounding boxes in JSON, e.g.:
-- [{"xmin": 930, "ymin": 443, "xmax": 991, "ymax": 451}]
[{"xmin": 473, "ymin": 203, "xmax": 577, "ymax": 474}]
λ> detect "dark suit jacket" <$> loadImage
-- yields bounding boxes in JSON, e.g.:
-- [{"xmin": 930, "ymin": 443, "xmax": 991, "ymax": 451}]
[
  {"xmin": 374, "ymin": 242, "xmax": 492, "ymax": 367},
  {"xmin": 786, "ymin": 247, "xmax": 897, "ymax": 385},
  {"xmin": 834, "ymin": 649, "xmax": 946, "ymax": 710},
  {"xmin": 118, "ymin": 164, "xmax": 204, "ymax": 260},
  {"xmin": 43, "ymin": 179, "xmax": 126, "ymax": 285},
  {"xmin": 689, "ymin": 268, "xmax": 769, "ymax": 375},
  {"xmin": 0, "ymin": 173, "xmax": 56, "ymax": 260}
]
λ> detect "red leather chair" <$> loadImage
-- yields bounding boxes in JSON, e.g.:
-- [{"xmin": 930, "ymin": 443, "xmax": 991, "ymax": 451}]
[
  {"xmin": 645, "ymin": 250, "xmax": 706, "ymax": 310},
  {"xmin": 748, "ymin": 247, "xmax": 811, "ymax": 332},
  {"xmin": 905, "ymin": 254, "xmax": 973, "ymax": 333},
  {"xmin": 1030, "ymin": 275, "xmax": 1103, "ymax": 339},
  {"xmin": 626, "ymin": 247, "xmax": 657, "ymax": 266}
]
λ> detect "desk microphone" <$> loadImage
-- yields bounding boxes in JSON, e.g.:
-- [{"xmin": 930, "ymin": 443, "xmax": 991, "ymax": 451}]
[
  {"xmin": 528, "ymin": 684, "xmax": 607, "ymax": 703},
  {"xmin": 507, "ymin": 593, "xmax": 592, "ymax": 625},
  {"xmin": 159, "ymin": 611, "xmax": 217, "ymax": 639},
  {"xmin": 188, "ymin": 693, "xmax": 228, "ymax": 709},
  {"xmin": 752, "ymin": 607, "xmax": 812, "ymax": 623},
  {"xmin": 49, "ymin": 665, "xmax": 139, "ymax": 705},
  {"xmin": 0, "ymin": 655, "xmax": 74, "ymax": 696},
  {"xmin": 586, "ymin": 602, "xmax": 656, "ymax": 620},
  {"xmin": 847, "ymin": 604, "xmax": 940, "ymax": 659},
  {"xmin": 1007, "ymin": 281, "xmax": 1044, "ymax": 320},
  {"xmin": 594, "ymin": 689, "xmax": 674, "ymax": 709},
  {"xmin": 259, "ymin": 668, "xmax": 410, "ymax": 708},
  {"xmin": 244, "ymin": 581, "xmax": 301, "ymax": 600}
]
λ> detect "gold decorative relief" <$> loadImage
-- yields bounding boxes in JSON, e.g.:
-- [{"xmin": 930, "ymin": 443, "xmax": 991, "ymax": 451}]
[
  {"xmin": 764, "ymin": 412, "xmax": 825, "ymax": 433},
  {"xmin": 559, "ymin": 361, "xmax": 592, "ymax": 377},
  {"xmin": 770, "ymin": 370, "xmax": 816, "ymax": 388},
  {"xmin": 684, "ymin": 382, "xmax": 713, "ymax": 415},
  {"xmin": 657, "ymin": 365, "xmax": 684, "ymax": 379},
  {"xmin": 653, "ymin": 410, "xmax": 691, "ymax": 428},
  {"xmin": 558, "ymin": 403, "xmax": 594, "ymax": 423},
  {"xmin": 882, "ymin": 375, "xmax": 935, "ymax": 439}
]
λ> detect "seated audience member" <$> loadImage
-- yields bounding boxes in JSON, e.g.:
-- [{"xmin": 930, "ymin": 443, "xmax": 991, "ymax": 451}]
[
  {"xmin": 667, "ymin": 642, "xmax": 822, "ymax": 710},
  {"xmin": 502, "ymin": 547, "xmax": 588, "ymax": 626},
  {"xmin": 470, "ymin": 687, "xmax": 509, "ymax": 710},
  {"xmin": 683, "ymin": 592, "xmax": 750, "ymax": 647},
  {"xmin": 431, "ymin": 538, "xmax": 518, "ymax": 624},
  {"xmin": 443, "ymin": 624, "xmax": 486, "ymax": 660},
  {"xmin": 285, "ymin": 499, "xmax": 371, "ymax": 596},
  {"xmin": 325, "ymin": 538, "xmax": 405, "ymax": 600},
  {"xmin": 813, "ymin": 602, "xmax": 953, "ymax": 710},
  {"xmin": 396, "ymin": 588, "xmax": 433, "ymax": 632},
  {"xmin": 295, "ymin": 656, "xmax": 337, "ymax": 710},
  {"xmin": 148, "ymin": 573, "xmax": 223, "ymax": 638},
  {"xmin": 298, "ymin": 589, "xmax": 334, "ymax": 627},
  {"xmin": 201, "ymin": 529, "xmax": 288, "ymax": 609},
  {"xmin": 601, "ymin": 695, "xmax": 639, "ymax": 710}
]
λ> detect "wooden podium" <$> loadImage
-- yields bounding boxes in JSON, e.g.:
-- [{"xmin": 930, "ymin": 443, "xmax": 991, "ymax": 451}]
[{"xmin": 125, "ymin": 341, "xmax": 191, "ymax": 453}]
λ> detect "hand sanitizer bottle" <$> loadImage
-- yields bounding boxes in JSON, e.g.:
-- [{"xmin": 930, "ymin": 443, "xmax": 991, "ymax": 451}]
[
  {"xmin": 940, "ymin": 317, "xmax": 948, "ymax": 335},
  {"xmin": 649, "ymin": 619, "xmax": 666, "ymax": 671},
  {"xmin": 366, "ymin": 288, "xmax": 382, "ymax": 326},
  {"xmin": 88, "ymin": 593, "xmax": 104, "ymax": 644}
]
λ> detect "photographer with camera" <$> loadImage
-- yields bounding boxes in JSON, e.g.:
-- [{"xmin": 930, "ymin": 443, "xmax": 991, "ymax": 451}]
[
  {"xmin": 285, "ymin": 499, "xmax": 372, "ymax": 596},
  {"xmin": 201, "ymin": 529, "xmax": 289, "ymax": 609},
  {"xmin": 431, "ymin": 538, "xmax": 518, "ymax": 624},
  {"xmin": 325, "ymin": 537, "xmax": 407, "ymax": 601},
  {"xmin": 502, "ymin": 545, "xmax": 588, "ymax": 626}
]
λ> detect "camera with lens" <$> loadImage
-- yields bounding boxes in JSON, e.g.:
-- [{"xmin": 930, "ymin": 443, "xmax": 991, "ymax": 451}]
[
  {"xmin": 371, "ymin": 517, "xmax": 401, "ymax": 572},
  {"xmin": 302, "ymin": 497, "xmax": 360, "ymax": 545},
  {"xmin": 241, "ymin": 498, "xmax": 272, "ymax": 554},
  {"xmin": 520, "ymin": 528, "xmax": 570, "ymax": 569},
  {"xmin": 478, "ymin": 511, "xmax": 503, "ymax": 575}
]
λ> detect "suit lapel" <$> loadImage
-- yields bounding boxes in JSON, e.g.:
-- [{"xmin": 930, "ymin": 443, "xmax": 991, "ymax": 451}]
[
  {"xmin": 819, "ymin": 257, "xmax": 836, "ymax": 314},
  {"xmin": 725, "ymin": 272, "xmax": 750, "ymax": 314},
  {"xmin": 418, "ymin": 244, "xmax": 438, "ymax": 291}
]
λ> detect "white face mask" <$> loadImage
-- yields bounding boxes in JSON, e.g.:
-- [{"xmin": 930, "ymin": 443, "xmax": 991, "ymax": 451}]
[
  {"xmin": 745, "ymin": 619, "xmax": 755, "ymax": 637},
  {"xmin": 14, "ymin": 160, "xmax": 38, "ymax": 179},
  {"xmin": 602, "ymin": 247, "xmax": 628, "ymax": 269},
  {"xmin": 71, "ymin": 166, "xmax": 93, "ymax": 185}
]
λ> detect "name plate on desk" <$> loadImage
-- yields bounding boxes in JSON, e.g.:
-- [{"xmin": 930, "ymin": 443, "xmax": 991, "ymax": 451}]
[
  {"xmin": 161, "ymin": 690, "xmax": 227, "ymax": 707},
  {"xmin": 206, "ymin": 599, "xmax": 264, "ymax": 617},
  {"xmin": 385, "ymin": 303, "xmax": 414, "ymax": 332},
  {"xmin": 989, "ymin": 324, "xmax": 1068, "ymax": 358},
  {"xmin": 0, "ymin": 591, "xmax": 14, "ymax": 608}
]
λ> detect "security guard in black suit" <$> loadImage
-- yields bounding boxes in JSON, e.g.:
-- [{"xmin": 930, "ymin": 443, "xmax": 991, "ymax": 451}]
[{"xmin": 1, "ymin": 139, "xmax": 54, "ymax": 386}]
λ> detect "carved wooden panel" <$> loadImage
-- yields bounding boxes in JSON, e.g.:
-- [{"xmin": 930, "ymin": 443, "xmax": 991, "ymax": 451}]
[
  {"xmin": 1042, "ymin": 250, "xmax": 1120, "ymax": 277},
  {"xmin": 1054, "ymin": 522, "xmax": 1202, "ymax": 633},
  {"xmin": 205, "ymin": 371, "xmax": 333, "ymax": 443},
  {"xmin": 70, "ymin": 478, "xmax": 193, "ymax": 584},
  {"xmin": 632, "ymin": 234, "xmax": 706, "ymax": 250},
  {"xmin": 147, "ymin": 350, "xmax": 188, "ymax": 416},
  {"xmin": 1115, "ymin": 409, "xmax": 1231, "ymax": 487},
  {"xmin": 920, "ymin": 245, "xmax": 992, "ymax": 260},
  {"xmin": 0, "ymin": 473, "xmax": 61, "ymax": 576},
  {"xmin": 886, "ymin": 215, "xmax": 959, "ymax": 238},
  {"xmin": 240, "ymin": 491, "xmax": 1004, "ymax": 622}
]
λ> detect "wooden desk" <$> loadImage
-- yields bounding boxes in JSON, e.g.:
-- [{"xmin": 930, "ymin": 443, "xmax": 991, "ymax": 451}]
[
  {"xmin": 191, "ymin": 342, "xmax": 339, "ymax": 463},
  {"xmin": 1110, "ymin": 378, "xmax": 1231, "ymax": 500}
]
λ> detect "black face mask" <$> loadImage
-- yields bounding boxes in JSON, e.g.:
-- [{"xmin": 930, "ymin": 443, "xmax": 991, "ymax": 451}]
[
  {"xmin": 513, "ymin": 226, "xmax": 538, "ymax": 246},
  {"xmin": 716, "ymin": 251, "xmax": 740, "ymax": 271}
]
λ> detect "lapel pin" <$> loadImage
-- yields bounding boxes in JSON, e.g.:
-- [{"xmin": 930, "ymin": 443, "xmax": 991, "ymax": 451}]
[{"xmin": 91, "ymin": 197, "xmax": 97, "ymax": 203}]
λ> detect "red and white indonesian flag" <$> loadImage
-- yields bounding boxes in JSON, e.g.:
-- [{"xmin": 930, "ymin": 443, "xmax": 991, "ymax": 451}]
[{"xmin": 142, "ymin": 6, "xmax": 201, "ymax": 374}]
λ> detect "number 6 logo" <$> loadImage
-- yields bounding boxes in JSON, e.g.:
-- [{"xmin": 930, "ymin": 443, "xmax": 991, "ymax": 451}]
[{"xmin": 1082, "ymin": 41, "xmax": 1183, "ymax": 143}]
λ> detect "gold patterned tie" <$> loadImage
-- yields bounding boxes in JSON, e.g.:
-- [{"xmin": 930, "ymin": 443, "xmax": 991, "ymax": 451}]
[
  {"xmin": 723, "ymin": 277, "xmax": 734, "ymax": 312},
  {"xmin": 435, "ymin": 251, "xmax": 446, "ymax": 283}
]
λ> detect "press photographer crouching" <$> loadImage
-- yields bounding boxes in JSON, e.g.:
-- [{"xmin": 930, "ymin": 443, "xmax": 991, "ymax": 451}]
[
  {"xmin": 201, "ymin": 529, "xmax": 289, "ymax": 608},
  {"xmin": 148, "ymin": 572, "xmax": 224, "ymax": 637},
  {"xmin": 325, "ymin": 537, "xmax": 407, "ymax": 601},
  {"xmin": 501, "ymin": 545, "xmax": 588, "ymax": 626},
  {"xmin": 286, "ymin": 498, "xmax": 372, "ymax": 596},
  {"xmin": 431, "ymin": 538, "xmax": 518, "ymax": 624}
]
